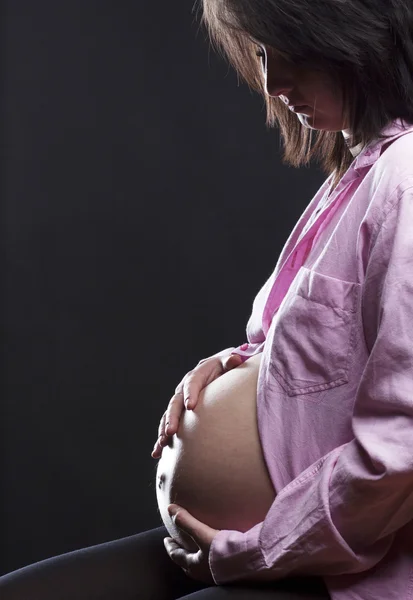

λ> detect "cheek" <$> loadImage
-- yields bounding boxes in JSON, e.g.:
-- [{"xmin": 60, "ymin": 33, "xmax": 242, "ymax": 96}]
[
  {"xmin": 323, "ymin": 79, "xmax": 345, "ymax": 119},
  {"xmin": 307, "ymin": 69, "xmax": 339, "ymax": 107},
  {"xmin": 300, "ymin": 85, "xmax": 346, "ymax": 130}
]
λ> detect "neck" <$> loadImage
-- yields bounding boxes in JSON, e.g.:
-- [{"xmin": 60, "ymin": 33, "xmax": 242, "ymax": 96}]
[{"xmin": 342, "ymin": 129, "xmax": 363, "ymax": 158}]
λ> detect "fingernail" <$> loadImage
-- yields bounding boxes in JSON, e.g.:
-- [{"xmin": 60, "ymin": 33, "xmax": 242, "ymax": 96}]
[{"xmin": 168, "ymin": 504, "xmax": 179, "ymax": 517}]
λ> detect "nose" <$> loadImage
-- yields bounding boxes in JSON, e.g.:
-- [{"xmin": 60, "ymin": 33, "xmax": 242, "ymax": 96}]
[
  {"xmin": 261, "ymin": 52, "xmax": 294, "ymax": 101},
  {"xmin": 265, "ymin": 75, "xmax": 294, "ymax": 102}
]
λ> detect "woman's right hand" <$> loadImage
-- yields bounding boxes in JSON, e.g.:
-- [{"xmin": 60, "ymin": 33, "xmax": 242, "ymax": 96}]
[{"xmin": 151, "ymin": 353, "xmax": 243, "ymax": 459}]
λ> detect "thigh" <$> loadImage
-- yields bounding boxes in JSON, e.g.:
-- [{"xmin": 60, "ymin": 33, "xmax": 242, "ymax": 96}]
[
  {"xmin": 0, "ymin": 525, "xmax": 209, "ymax": 600},
  {"xmin": 179, "ymin": 575, "xmax": 330, "ymax": 600}
]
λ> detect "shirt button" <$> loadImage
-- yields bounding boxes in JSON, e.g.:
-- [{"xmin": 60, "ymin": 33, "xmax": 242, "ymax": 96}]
[{"xmin": 240, "ymin": 343, "xmax": 249, "ymax": 351}]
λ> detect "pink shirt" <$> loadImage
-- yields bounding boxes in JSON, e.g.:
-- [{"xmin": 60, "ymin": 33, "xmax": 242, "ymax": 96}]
[{"xmin": 207, "ymin": 118, "xmax": 413, "ymax": 599}]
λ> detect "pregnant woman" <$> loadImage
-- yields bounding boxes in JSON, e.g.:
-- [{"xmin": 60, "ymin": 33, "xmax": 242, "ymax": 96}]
[{"xmin": 3, "ymin": 0, "xmax": 413, "ymax": 598}]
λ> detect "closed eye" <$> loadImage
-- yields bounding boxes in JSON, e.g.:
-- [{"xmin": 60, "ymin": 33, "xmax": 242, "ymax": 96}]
[{"xmin": 255, "ymin": 47, "xmax": 266, "ymax": 71}]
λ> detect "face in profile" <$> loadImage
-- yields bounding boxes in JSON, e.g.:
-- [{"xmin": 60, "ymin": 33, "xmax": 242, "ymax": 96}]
[{"xmin": 256, "ymin": 44, "xmax": 349, "ymax": 134}]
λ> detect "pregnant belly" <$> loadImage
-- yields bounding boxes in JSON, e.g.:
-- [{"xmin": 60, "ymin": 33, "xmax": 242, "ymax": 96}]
[{"xmin": 155, "ymin": 353, "xmax": 276, "ymax": 551}]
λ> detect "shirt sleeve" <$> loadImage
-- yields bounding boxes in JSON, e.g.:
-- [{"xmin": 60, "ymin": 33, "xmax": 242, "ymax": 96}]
[
  {"xmin": 209, "ymin": 188, "xmax": 413, "ymax": 584},
  {"xmin": 199, "ymin": 342, "xmax": 266, "ymax": 366}
]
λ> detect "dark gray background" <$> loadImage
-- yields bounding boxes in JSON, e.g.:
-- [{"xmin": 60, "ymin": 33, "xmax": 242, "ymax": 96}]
[{"xmin": 0, "ymin": 0, "xmax": 325, "ymax": 575}]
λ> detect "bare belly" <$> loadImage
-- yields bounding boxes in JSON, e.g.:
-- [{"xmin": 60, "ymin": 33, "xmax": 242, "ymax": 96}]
[{"xmin": 155, "ymin": 353, "xmax": 276, "ymax": 551}]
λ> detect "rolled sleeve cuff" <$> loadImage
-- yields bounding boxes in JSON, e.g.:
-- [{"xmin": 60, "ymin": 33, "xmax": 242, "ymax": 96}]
[
  {"xmin": 230, "ymin": 341, "xmax": 266, "ymax": 365},
  {"xmin": 208, "ymin": 523, "xmax": 265, "ymax": 585}
]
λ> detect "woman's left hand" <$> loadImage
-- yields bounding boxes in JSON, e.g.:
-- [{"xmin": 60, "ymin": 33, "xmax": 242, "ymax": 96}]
[{"xmin": 163, "ymin": 504, "xmax": 219, "ymax": 585}]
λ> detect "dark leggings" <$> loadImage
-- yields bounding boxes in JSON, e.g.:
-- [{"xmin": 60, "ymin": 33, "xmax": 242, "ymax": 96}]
[{"xmin": 0, "ymin": 525, "xmax": 331, "ymax": 600}]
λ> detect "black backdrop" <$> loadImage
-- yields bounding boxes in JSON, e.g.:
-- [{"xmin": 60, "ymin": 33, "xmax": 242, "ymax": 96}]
[{"xmin": 0, "ymin": 0, "xmax": 326, "ymax": 575}]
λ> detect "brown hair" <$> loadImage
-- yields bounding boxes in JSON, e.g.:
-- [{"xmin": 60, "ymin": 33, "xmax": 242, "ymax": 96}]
[{"xmin": 195, "ymin": 0, "xmax": 413, "ymax": 190}]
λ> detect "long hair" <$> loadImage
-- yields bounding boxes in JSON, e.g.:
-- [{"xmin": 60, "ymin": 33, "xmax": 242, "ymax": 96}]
[{"xmin": 195, "ymin": 0, "xmax": 413, "ymax": 190}]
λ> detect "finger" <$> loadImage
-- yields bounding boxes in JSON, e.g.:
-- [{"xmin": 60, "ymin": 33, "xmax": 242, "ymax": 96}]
[
  {"xmin": 154, "ymin": 433, "xmax": 169, "ymax": 454},
  {"xmin": 228, "ymin": 354, "xmax": 243, "ymax": 367},
  {"xmin": 157, "ymin": 410, "xmax": 168, "ymax": 439},
  {"xmin": 164, "ymin": 538, "xmax": 191, "ymax": 570},
  {"xmin": 153, "ymin": 394, "xmax": 184, "ymax": 459},
  {"xmin": 152, "ymin": 433, "xmax": 170, "ymax": 459},
  {"xmin": 170, "ymin": 506, "xmax": 217, "ymax": 549},
  {"xmin": 151, "ymin": 439, "xmax": 163, "ymax": 458},
  {"xmin": 181, "ymin": 373, "xmax": 198, "ymax": 410},
  {"xmin": 163, "ymin": 391, "xmax": 185, "ymax": 436}
]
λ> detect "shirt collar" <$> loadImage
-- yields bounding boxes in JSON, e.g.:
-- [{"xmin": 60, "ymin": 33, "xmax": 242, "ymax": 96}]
[{"xmin": 352, "ymin": 118, "xmax": 413, "ymax": 171}]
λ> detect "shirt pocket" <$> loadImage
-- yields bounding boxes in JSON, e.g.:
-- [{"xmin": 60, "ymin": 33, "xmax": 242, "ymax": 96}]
[{"xmin": 268, "ymin": 266, "xmax": 360, "ymax": 398}]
